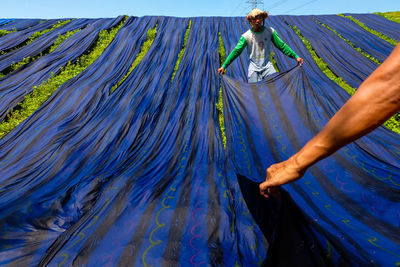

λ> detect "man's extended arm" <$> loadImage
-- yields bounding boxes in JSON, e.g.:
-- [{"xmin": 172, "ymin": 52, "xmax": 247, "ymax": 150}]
[
  {"xmin": 260, "ymin": 43, "xmax": 400, "ymax": 197},
  {"xmin": 271, "ymin": 30, "xmax": 298, "ymax": 58},
  {"xmin": 271, "ymin": 30, "xmax": 303, "ymax": 65},
  {"xmin": 218, "ymin": 36, "xmax": 247, "ymax": 74}
]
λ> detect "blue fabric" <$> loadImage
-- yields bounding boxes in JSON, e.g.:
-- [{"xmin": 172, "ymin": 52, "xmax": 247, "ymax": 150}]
[
  {"xmin": 311, "ymin": 15, "xmax": 395, "ymax": 63},
  {"xmin": 220, "ymin": 15, "xmax": 400, "ymax": 266},
  {"xmin": 0, "ymin": 19, "xmax": 96, "ymax": 72},
  {"xmin": 0, "ymin": 19, "xmax": 14, "ymax": 27},
  {"xmin": 0, "ymin": 16, "xmax": 267, "ymax": 266},
  {"xmin": 222, "ymin": 66, "xmax": 400, "ymax": 266},
  {"xmin": 0, "ymin": 17, "xmax": 124, "ymax": 122},
  {"xmin": 0, "ymin": 14, "xmax": 399, "ymax": 267},
  {"xmin": 345, "ymin": 13, "xmax": 400, "ymax": 42},
  {"xmin": 282, "ymin": 15, "xmax": 379, "ymax": 89},
  {"xmin": 0, "ymin": 19, "xmax": 42, "ymax": 31},
  {"xmin": 0, "ymin": 19, "xmax": 65, "ymax": 51}
]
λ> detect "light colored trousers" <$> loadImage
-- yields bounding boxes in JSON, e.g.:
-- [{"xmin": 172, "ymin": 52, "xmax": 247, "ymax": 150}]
[{"xmin": 247, "ymin": 64, "xmax": 276, "ymax": 83}]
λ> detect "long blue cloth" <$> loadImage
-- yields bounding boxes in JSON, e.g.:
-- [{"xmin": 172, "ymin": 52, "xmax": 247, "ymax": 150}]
[
  {"xmin": 345, "ymin": 13, "xmax": 400, "ymax": 41},
  {"xmin": 0, "ymin": 19, "xmax": 42, "ymax": 31},
  {"xmin": 282, "ymin": 15, "xmax": 380, "ymax": 88},
  {"xmin": 0, "ymin": 19, "xmax": 14, "ymax": 27},
  {"xmin": 222, "ymin": 66, "xmax": 400, "ymax": 266},
  {"xmin": 0, "ymin": 17, "xmax": 124, "ymax": 122},
  {"xmin": 311, "ymin": 15, "xmax": 395, "ymax": 63},
  {"xmin": 0, "ymin": 19, "xmax": 63, "ymax": 52},
  {"xmin": 0, "ymin": 16, "xmax": 267, "ymax": 266},
  {"xmin": 0, "ymin": 19, "xmax": 95, "ymax": 72},
  {"xmin": 0, "ymin": 14, "xmax": 399, "ymax": 267}
]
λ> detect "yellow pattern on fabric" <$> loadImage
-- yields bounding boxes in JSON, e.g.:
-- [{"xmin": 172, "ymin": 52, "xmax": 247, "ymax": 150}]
[
  {"xmin": 254, "ymin": 72, "xmax": 400, "ymax": 263},
  {"xmin": 56, "ymin": 197, "xmax": 111, "ymax": 266},
  {"xmin": 142, "ymin": 74, "xmax": 195, "ymax": 266},
  {"xmin": 234, "ymin": 108, "xmax": 252, "ymax": 175},
  {"xmin": 241, "ymin": 206, "xmax": 264, "ymax": 266},
  {"xmin": 304, "ymin": 181, "xmax": 400, "ymax": 259},
  {"xmin": 343, "ymin": 148, "xmax": 400, "ymax": 186}
]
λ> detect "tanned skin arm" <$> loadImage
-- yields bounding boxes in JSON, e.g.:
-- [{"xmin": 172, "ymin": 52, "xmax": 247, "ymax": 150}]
[{"xmin": 260, "ymin": 44, "xmax": 400, "ymax": 198}]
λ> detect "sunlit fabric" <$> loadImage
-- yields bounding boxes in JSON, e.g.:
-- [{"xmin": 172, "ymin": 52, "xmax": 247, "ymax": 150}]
[
  {"xmin": 0, "ymin": 19, "xmax": 42, "ymax": 31},
  {"xmin": 0, "ymin": 14, "xmax": 399, "ymax": 266},
  {"xmin": 0, "ymin": 17, "xmax": 267, "ymax": 266},
  {"xmin": 0, "ymin": 19, "xmax": 14, "ymax": 27},
  {"xmin": 307, "ymin": 15, "xmax": 395, "ymax": 64},
  {"xmin": 0, "ymin": 17, "xmax": 124, "ymax": 122},
  {"xmin": 222, "ymin": 67, "xmax": 400, "ymax": 266},
  {"xmin": 0, "ymin": 19, "xmax": 63, "ymax": 52},
  {"xmin": 345, "ymin": 13, "xmax": 400, "ymax": 41},
  {"xmin": 0, "ymin": 19, "xmax": 98, "ymax": 72}
]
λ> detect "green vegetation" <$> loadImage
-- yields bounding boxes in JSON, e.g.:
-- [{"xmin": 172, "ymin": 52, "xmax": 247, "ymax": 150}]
[
  {"xmin": 290, "ymin": 25, "xmax": 355, "ymax": 95},
  {"xmin": 338, "ymin": 14, "xmax": 398, "ymax": 46},
  {"xmin": 270, "ymin": 52, "xmax": 279, "ymax": 72},
  {"xmin": 218, "ymin": 33, "xmax": 226, "ymax": 68},
  {"xmin": 1, "ymin": 12, "xmax": 398, "ymax": 140},
  {"xmin": 375, "ymin": 11, "xmax": 400, "ymax": 24},
  {"xmin": 0, "ymin": 20, "xmax": 71, "ymax": 57},
  {"xmin": 25, "ymin": 20, "xmax": 71, "ymax": 46},
  {"xmin": 49, "ymin": 29, "xmax": 81, "ymax": 53},
  {"xmin": 289, "ymin": 25, "xmax": 399, "ymax": 134},
  {"xmin": 0, "ymin": 17, "xmax": 128, "ymax": 138},
  {"xmin": 217, "ymin": 32, "xmax": 227, "ymax": 148},
  {"xmin": 0, "ymin": 28, "xmax": 81, "ymax": 79},
  {"xmin": 171, "ymin": 20, "xmax": 191, "ymax": 82},
  {"xmin": 386, "ymin": 114, "xmax": 400, "ymax": 132},
  {"xmin": 110, "ymin": 24, "xmax": 157, "ymax": 93},
  {"xmin": 315, "ymin": 19, "xmax": 381, "ymax": 64},
  {"xmin": 0, "ymin": 28, "xmax": 16, "ymax": 38}
]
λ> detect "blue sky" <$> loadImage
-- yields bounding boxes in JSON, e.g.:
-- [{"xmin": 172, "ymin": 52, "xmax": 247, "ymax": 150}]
[{"xmin": 1, "ymin": 0, "xmax": 399, "ymax": 18}]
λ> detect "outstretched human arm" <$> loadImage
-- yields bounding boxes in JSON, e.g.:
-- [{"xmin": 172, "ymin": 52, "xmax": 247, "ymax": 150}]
[
  {"xmin": 271, "ymin": 30, "xmax": 303, "ymax": 65},
  {"xmin": 218, "ymin": 36, "xmax": 247, "ymax": 74},
  {"xmin": 260, "ymin": 43, "xmax": 400, "ymax": 198}
]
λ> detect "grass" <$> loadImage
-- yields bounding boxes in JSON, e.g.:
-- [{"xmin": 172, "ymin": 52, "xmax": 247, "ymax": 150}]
[
  {"xmin": 0, "ymin": 17, "xmax": 128, "ymax": 138},
  {"xmin": 171, "ymin": 20, "xmax": 191, "ymax": 83},
  {"xmin": 314, "ymin": 19, "xmax": 381, "ymax": 65},
  {"xmin": 0, "ymin": 28, "xmax": 81, "ymax": 78},
  {"xmin": 270, "ymin": 52, "xmax": 279, "ymax": 72},
  {"xmin": 338, "ymin": 14, "xmax": 398, "ymax": 46},
  {"xmin": 217, "ymin": 32, "xmax": 227, "ymax": 148},
  {"xmin": 0, "ymin": 28, "xmax": 16, "ymax": 38},
  {"xmin": 25, "ymin": 20, "xmax": 71, "ymax": 46},
  {"xmin": 110, "ymin": 24, "xmax": 157, "ymax": 93},
  {"xmin": 375, "ymin": 11, "xmax": 400, "ymax": 24},
  {"xmin": 289, "ymin": 25, "xmax": 400, "ymax": 134},
  {"xmin": 0, "ymin": 20, "xmax": 72, "ymax": 78},
  {"xmin": 0, "ymin": 20, "xmax": 71, "ymax": 56},
  {"xmin": 1, "ymin": 12, "xmax": 398, "ymax": 139},
  {"xmin": 49, "ymin": 29, "xmax": 81, "ymax": 53},
  {"xmin": 290, "ymin": 25, "xmax": 356, "ymax": 95}
]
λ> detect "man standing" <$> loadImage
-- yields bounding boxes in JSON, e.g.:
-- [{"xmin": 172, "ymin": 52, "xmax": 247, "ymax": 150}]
[{"xmin": 218, "ymin": 8, "xmax": 303, "ymax": 82}]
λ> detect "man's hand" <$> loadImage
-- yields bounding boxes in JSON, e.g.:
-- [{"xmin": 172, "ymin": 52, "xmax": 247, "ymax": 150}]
[
  {"xmin": 218, "ymin": 67, "xmax": 225, "ymax": 75},
  {"xmin": 296, "ymin": 57, "xmax": 304, "ymax": 66},
  {"xmin": 260, "ymin": 44, "xmax": 400, "ymax": 199},
  {"xmin": 259, "ymin": 156, "xmax": 306, "ymax": 198}
]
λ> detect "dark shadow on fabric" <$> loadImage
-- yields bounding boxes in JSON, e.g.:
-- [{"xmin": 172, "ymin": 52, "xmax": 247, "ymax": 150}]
[
  {"xmin": 237, "ymin": 174, "xmax": 281, "ymax": 242},
  {"xmin": 237, "ymin": 174, "xmax": 356, "ymax": 267}
]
